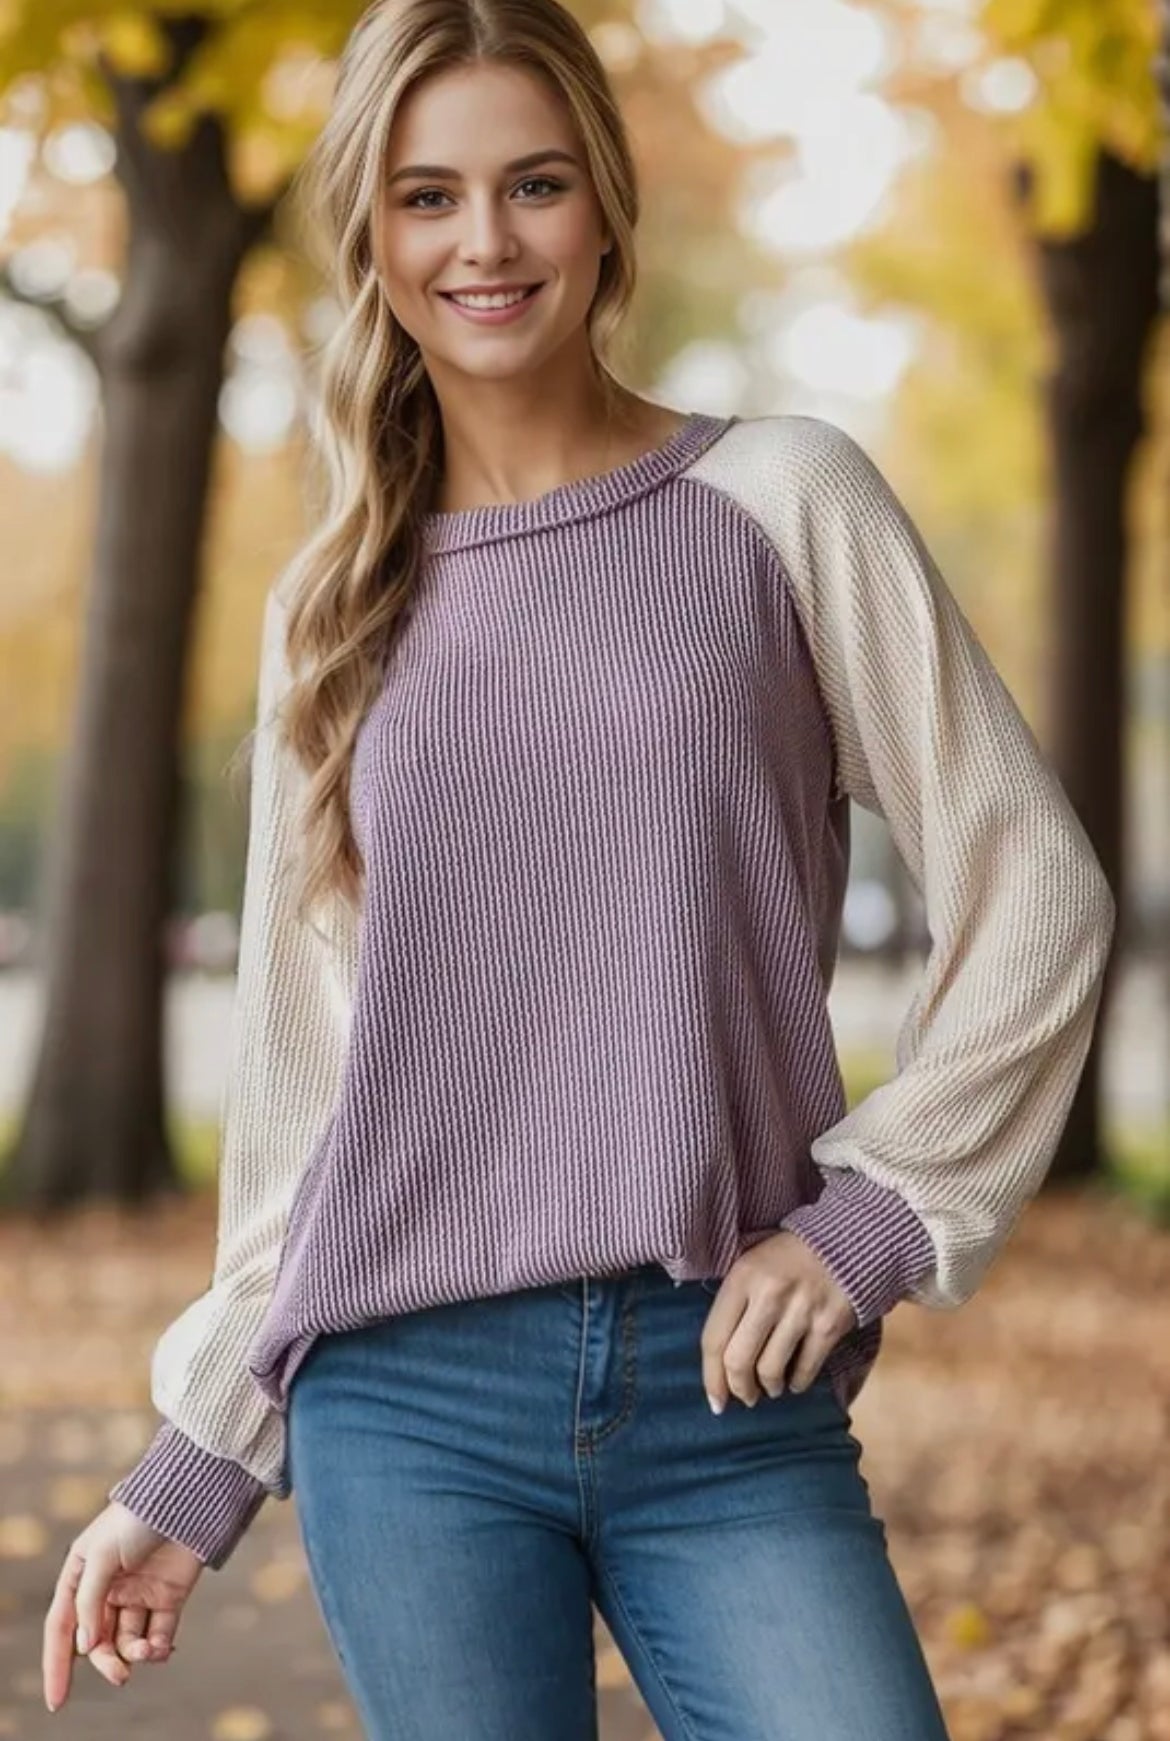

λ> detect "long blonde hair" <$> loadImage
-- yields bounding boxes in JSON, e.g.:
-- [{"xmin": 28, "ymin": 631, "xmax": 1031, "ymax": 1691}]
[{"xmin": 272, "ymin": 0, "xmax": 641, "ymax": 930}]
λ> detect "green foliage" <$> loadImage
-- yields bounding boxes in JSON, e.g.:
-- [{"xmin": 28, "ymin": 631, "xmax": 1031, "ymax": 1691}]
[
  {"xmin": 0, "ymin": 748, "xmax": 56, "ymax": 909},
  {"xmin": 980, "ymin": 0, "xmax": 1159, "ymax": 233},
  {"xmin": 170, "ymin": 1114, "xmax": 221, "ymax": 1186},
  {"xmin": 174, "ymin": 717, "xmax": 253, "ymax": 916},
  {"xmin": 1110, "ymin": 1121, "xmax": 1170, "ymax": 1222}
]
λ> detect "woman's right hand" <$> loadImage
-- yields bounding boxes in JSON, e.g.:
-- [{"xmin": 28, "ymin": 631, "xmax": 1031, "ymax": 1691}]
[{"xmin": 42, "ymin": 1500, "xmax": 206, "ymax": 1713}]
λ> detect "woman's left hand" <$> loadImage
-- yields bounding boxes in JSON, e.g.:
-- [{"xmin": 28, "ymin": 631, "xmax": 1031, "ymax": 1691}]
[{"xmin": 700, "ymin": 1231, "xmax": 858, "ymax": 1412}]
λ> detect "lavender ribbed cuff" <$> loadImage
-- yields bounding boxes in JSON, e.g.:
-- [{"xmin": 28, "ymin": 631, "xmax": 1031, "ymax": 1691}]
[
  {"xmin": 780, "ymin": 1166, "xmax": 936, "ymax": 1328},
  {"xmin": 108, "ymin": 1421, "xmax": 268, "ymax": 1572}
]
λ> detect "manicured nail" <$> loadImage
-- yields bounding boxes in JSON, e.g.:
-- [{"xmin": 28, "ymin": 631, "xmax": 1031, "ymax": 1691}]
[{"xmin": 706, "ymin": 1392, "xmax": 724, "ymax": 1414}]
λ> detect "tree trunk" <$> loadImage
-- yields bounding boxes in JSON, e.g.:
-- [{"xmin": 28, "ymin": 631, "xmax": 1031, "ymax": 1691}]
[
  {"xmin": 1, "ymin": 21, "xmax": 271, "ymax": 1212},
  {"xmin": 2, "ymin": 240, "xmax": 246, "ymax": 1211},
  {"xmin": 1025, "ymin": 150, "xmax": 1159, "ymax": 1182}
]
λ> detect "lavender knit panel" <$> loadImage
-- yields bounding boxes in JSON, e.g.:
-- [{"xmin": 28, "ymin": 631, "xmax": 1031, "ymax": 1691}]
[
  {"xmin": 244, "ymin": 412, "xmax": 910, "ymax": 1431},
  {"xmin": 108, "ymin": 1421, "xmax": 267, "ymax": 1570}
]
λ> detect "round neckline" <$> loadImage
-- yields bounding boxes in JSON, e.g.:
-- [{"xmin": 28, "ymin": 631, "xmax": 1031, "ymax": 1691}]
[{"xmin": 421, "ymin": 410, "xmax": 736, "ymax": 555}]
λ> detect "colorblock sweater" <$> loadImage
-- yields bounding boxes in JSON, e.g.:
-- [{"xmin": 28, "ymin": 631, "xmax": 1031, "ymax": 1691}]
[{"xmin": 109, "ymin": 411, "xmax": 1115, "ymax": 1569}]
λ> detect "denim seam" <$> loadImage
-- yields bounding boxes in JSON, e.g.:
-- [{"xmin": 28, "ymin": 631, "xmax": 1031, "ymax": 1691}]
[
  {"xmin": 297, "ymin": 1515, "xmax": 351, "ymax": 1677},
  {"xmin": 572, "ymin": 1279, "xmax": 596, "ymax": 1547},
  {"xmin": 594, "ymin": 1561, "xmax": 704, "ymax": 1741},
  {"xmin": 587, "ymin": 1285, "xmax": 640, "ymax": 1448}
]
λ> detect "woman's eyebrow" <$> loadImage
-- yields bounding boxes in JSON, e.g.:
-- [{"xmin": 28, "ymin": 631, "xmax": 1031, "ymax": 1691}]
[{"xmin": 386, "ymin": 148, "xmax": 579, "ymax": 186}]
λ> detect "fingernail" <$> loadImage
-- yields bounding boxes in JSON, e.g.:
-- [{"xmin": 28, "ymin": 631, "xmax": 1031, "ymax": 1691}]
[
  {"xmin": 706, "ymin": 1392, "xmax": 724, "ymax": 1414},
  {"xmin": 46, "ymin": 1697, "xmax": 57, "ymax": 1713},
  {"xmin": 76, "ymin": 1627, "xmax": 89, "ymax": 1654}
]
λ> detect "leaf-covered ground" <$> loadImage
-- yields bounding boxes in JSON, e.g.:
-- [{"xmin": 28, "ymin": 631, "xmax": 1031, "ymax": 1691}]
[{"xmin": 0, "ymin": 1183, "xmax": 1166, "ymax": 1740}]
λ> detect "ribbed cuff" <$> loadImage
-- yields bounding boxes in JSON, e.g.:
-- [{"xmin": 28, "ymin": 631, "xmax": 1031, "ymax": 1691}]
[
  {"xmin": 108, "ymin": 1421, "xmax": 268, "ymax": 1572},
  {"xmin": 780, "ymin": 1167, "xmax": 936, "ymax": 1328}
]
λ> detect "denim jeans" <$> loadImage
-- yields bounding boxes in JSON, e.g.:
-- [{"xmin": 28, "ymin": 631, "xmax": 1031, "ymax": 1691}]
[{"xmin": 286, "ymin": 1260, "xmax": 951, "ymax": 1740}]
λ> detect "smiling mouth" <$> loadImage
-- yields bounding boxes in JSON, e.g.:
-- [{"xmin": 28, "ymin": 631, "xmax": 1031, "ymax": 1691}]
[{"xmin": 438, "ymin": 285, "xmax": 544, "ymax": 306}]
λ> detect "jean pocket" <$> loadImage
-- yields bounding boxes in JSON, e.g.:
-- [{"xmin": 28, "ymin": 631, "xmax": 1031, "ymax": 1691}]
[{"xmin": 698, "ymin": 1276, "xmax": 723, "ymax": 1296}]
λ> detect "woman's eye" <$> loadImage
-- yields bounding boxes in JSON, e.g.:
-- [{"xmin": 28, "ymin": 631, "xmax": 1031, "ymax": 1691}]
[
  {"xmin": 402, "ymin": 176, "xmax": 564, "ymax": 211},
  {"xmin": 514, "ymin": 176, "xmax": 564, "ymax": 198}
]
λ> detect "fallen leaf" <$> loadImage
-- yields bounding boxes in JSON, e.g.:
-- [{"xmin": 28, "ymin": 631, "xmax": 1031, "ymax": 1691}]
[
  {"xmin": 210, "ymin": 1707, "xmax": 274, "ymax": 1741},
  {"xmin": 250, "ymin": 1558, "xmax": 305, "ymax": 1603},
  {"xmin": 314, "ymin": 1700, "xmax": 356, "ymax": 1731},
  {"xmin": 945, "ymin": 1602, "xmax": 993, "ymax": 1649},
  {"xmin": 0, "ymin": 1514, "xmax": 47, "ymax": 1558}
]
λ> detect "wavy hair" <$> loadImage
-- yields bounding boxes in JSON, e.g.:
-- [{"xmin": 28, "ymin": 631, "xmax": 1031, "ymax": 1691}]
[{"xmin": 266, "ymin": 0, "xmax": 641, "ymax": 931}]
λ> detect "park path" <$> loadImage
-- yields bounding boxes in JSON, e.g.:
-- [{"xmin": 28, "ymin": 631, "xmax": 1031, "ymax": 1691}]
[{"xmin": 1, "ymin": 1185, "xmax": 1169, "ymax": 1739}]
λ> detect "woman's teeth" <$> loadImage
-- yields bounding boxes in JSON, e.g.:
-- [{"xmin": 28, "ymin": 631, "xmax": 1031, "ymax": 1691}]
[{"xmin": 447, "ymin": 287, "xmax": 535, "ymax": 309}]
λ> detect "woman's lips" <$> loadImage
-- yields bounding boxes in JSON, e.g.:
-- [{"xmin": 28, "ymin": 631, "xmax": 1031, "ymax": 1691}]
[{"xmin": 437, "ymin": 283, "xmax": 545, "ymax": 326}]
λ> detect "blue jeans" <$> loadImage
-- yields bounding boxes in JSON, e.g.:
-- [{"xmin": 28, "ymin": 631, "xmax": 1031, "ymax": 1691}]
[{"xmin": 286, "ymin": 1260, "xmax": 951, "ymax": 1740}]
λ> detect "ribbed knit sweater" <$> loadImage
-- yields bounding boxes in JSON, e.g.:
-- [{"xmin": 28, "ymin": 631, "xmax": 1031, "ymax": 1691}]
[{"xmin": 109, "ymin": 411, "xmax": 1115, "ymax": 1570}]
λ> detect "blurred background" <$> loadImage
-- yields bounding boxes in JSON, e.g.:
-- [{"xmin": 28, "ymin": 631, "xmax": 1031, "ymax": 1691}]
[{"xmin": 0, "ymin": 2, "xmax": 1167, "ymax": 1738}]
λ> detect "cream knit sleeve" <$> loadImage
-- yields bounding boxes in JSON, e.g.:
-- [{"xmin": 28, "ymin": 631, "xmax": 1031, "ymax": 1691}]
[
  {"xmin": 108, "ymin": 584, "xmax": 357, "ymax": 1569},
  {"xmin": 693, "ymin": 414, "xmax": 1116, "ymax": 1321}
]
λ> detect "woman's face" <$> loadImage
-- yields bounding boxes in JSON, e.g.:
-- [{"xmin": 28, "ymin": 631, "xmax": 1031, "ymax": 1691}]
[{"xmin": 373, "ymin": 59, "xmax": 613, "ymax": 386}]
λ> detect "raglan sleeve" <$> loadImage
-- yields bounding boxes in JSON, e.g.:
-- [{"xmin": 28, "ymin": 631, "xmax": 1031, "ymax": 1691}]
[
  {"xmin": 768, "ymin": 417, "xmax": 1116, "ymax": 1327},
  {"xmin": 107, "ymin": 583, "xmax": 357, "ymax": 1570}
]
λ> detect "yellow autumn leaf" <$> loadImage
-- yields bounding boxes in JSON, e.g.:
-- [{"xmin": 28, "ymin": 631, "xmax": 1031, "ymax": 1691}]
[
  {"xmin": 1028, "ymin": 110, "xmax": 1098, "ymax": 237},
  {"xmin": 140, "ymin": 90, "xmax": 196, "ymax": 151},
  {"xmin": 230, "ymin": 127, "xmax": 295, "ymax": 204},
  {"xmin": 98, "ymin": 13, "xmax": 171, "ymax": 80},
  {"xmin": 0, "ymin": 1514, "xmax": 48, "ymax": 1558},
  {"xmin": 210, "ymin": 1708, "xmax": 274, "ymax": 1741},
  {"xmin": 1001, "ymin": 1684, "xmax": 1044, "ymax": 1720},
  {"xmin": 978, "ymin": 0, "xmax": 1160, "ymax": 216},
  {"xmin": 249, "ymin": 1556, "xmax": 305, "ymax": 1603},
  {"xmin": 314, "ymin": 1702, "xmax": 355, "ymax": 1733},
  {"xmin": 185, "ymin": 63, "xmax": 232, "ymax": 110},
  {"xmin": 57, "ymin": 22, "xmax": 102, "ymax": 62},
  {"xmin": 45, "ymin": 1474, "xmax": 110, "ymax": 1521},
  {"xmin": 981, "ymin": 0, "xmax": 1052, "ymax": 46},
  {"xmin": 945, "ymin": 1600, "xmax": 993, "ymax": 1649}
]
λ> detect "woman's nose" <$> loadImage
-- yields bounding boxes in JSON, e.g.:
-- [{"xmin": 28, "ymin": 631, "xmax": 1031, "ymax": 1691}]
[{"xmin": 457, "ymin": 198, "xmax": 519, "ymax": 266}]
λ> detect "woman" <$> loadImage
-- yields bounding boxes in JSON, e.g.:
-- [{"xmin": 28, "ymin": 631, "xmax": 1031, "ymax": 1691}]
[{"xmin": 42, "ymin": 1, "xmax": 1115, "ymax": 1734}]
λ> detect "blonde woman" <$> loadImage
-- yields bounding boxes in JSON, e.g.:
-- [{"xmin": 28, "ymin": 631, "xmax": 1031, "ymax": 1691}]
[{"xmin": 43, "ymin": 1, "xmax": 1114, "ymax": 1734}]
